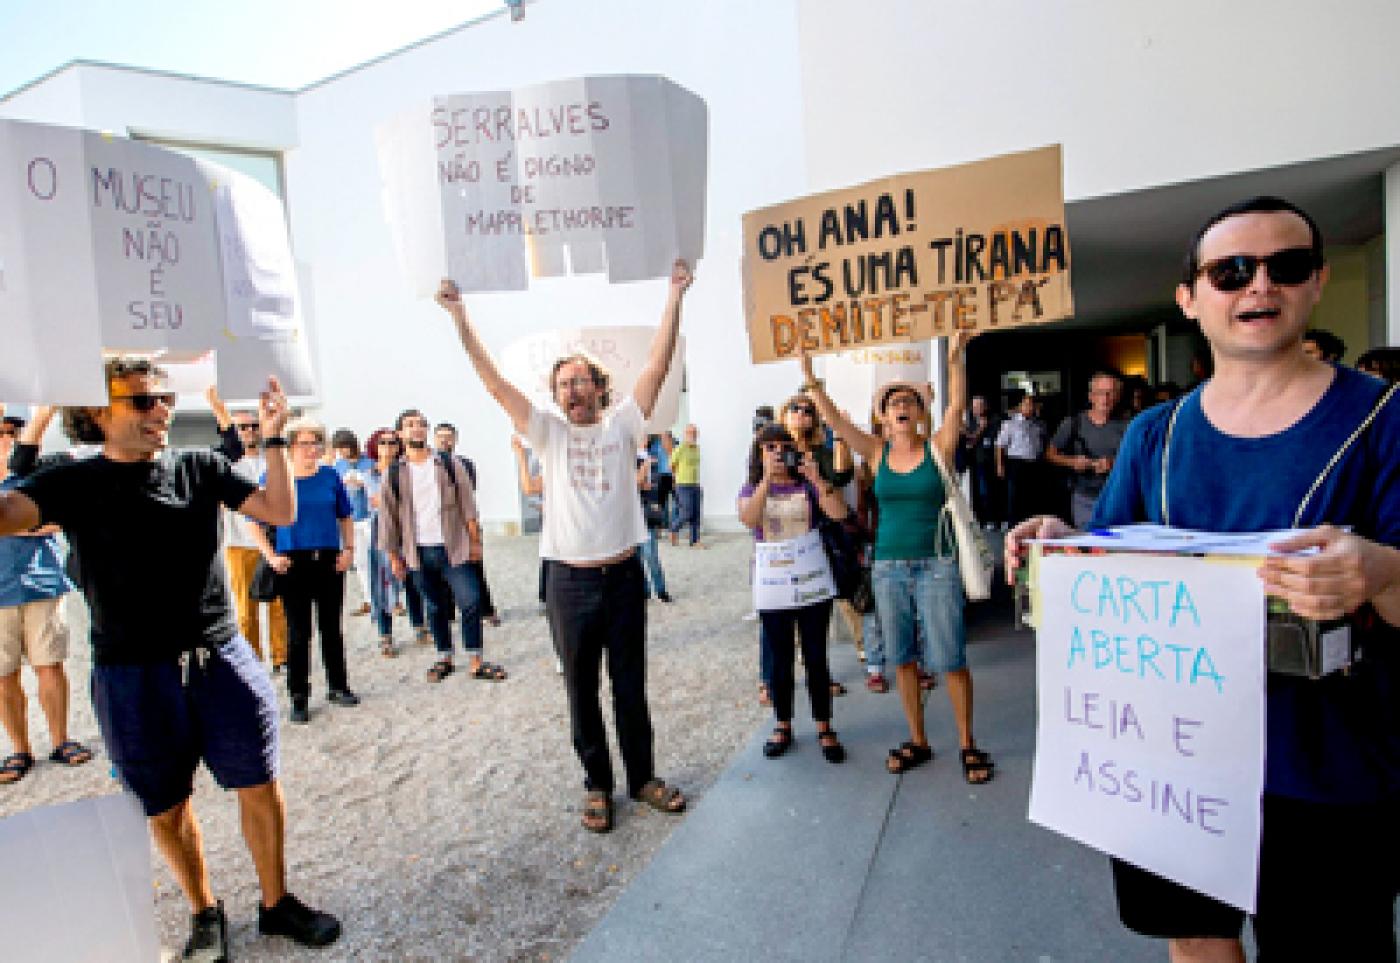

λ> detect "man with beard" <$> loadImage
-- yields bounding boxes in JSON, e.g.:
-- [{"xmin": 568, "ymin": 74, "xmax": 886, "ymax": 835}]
[{"xmin": 434, "ymin": 258, "xmax": 693, "ymax": 833}]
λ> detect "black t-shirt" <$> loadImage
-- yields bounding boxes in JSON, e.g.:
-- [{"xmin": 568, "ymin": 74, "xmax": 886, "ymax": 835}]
[{"xmin": 18, "ymin": 448, "xmax": 257, "ymax": 664}]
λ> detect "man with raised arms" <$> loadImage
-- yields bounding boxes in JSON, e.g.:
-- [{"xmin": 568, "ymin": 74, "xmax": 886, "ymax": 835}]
[
  {"xmin": 435, "ymin": 259, "xmax": 693, "ymax": 833},
  {"xmin": 0, "ymin": 360, "xmax": 340, "ymax": 959},
  {"xmin": 1007, "ymin": 197, "xmax": 1399, "ymax": 961}
]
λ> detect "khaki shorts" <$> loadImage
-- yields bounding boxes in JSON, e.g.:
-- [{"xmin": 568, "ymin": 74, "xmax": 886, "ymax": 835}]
[{"xmin": 0, "ymin": 597, "xmax": 70, "ymax": 676}]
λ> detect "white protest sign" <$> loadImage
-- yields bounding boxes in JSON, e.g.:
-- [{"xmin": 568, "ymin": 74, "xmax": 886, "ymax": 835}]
[
  {"xmin": 499, "ymin": 326, "xmax": 685, "ymax": 431},
  {"xmin": 1028, "ymin": 552, "xmax": 1266, "ymax": 911},
  {"xmin": 376, "ymin": 74, "xmax": 707, "ymax": 295},
  {"xmin": 822, "ymin": 341, "xmax": 932, "ymax": 428},
  {"xmin": 753, "ymin": 529, "xmax": 836, "ymax": 611},
  {"xmin": 0, "ymin": 793, "xmax": 158, "ymax": 962},
  {"xmin": 0, "ymin": 118, "xmax": 317, "ymax": 404}
]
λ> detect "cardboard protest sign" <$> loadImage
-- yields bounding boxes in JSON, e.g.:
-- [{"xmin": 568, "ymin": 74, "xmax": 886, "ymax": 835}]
[
  {"xmin": 822, "ymin": 342, "xmax": 932, "ymax": 428},
  {"xmin": 499, "ymin": 326, "xmax": 685, "ymax": 431},
  {"xmin": 0, "ymin": 118, "xmax": 317, "ymax": 405},
  {"xmin": 376, "ymin": 75, "xmax": 707, "ymax": 295},
  {"xmin": 743, "ymin": 145, "xmax": 1072, "ymax": 364},
  {"xmin": 0, "ymin": 793, "xmax": 158, "ymax": 962},
  {"xmin": 1028, "ymin": 552, "xmax": 1266, "ymax": 911}
]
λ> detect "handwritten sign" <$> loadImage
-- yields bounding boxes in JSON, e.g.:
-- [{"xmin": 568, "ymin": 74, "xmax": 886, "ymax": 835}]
[
  {"xmin": 498, "ymin": 326, "xmax": 685, "ymax": 431},
  {"xmin": 753, "ymin": 530, "xmax": 836, "ymax": 611},
  {"xmin": 376, "ymin": 74, "xmax": 708, "ymax": 295},
  {"xmin": 1028, "ymin": 552, "xmax": 1266, "ymax": 911},
  {"xmin": 742, "ymin": 145, "xmax": 1072, "ymax": 364},
  {"xmin": 823, "ymin": 342, "xmax": 932, "ymax": 427},
  {"xmin": 0, "ymin": 118, "xmax": 317, "ymax": 404}
]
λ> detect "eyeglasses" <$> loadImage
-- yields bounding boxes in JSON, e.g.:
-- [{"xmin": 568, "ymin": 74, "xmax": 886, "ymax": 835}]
[
  {"xmin": 292, "ymin": 439, "xmax": 324, "ymax": 449},
  {"xmin": 762, "ymin": 443, "xmax": 794, "ymax": 453},
  {"xmin": 111, "ymin": 392, "xmax": 176, "ymax": 412},
  {"xmin": 787, "ymin": 405, "xmax": 815, "ymax": 416},
  {"xmin": 234, "ymin": 423, "xmax": 259, "ymax": 432},
  {"xmin": 557, "ymin": 377, "xmax": 597, "ymax": 391},
  {"xmin": 1196, "ymin": 247, "xmax": 1319, "ymax": 292},
  {"xmin": 379, "ymin": 439, "xmax": 401, "ymax": 446}
]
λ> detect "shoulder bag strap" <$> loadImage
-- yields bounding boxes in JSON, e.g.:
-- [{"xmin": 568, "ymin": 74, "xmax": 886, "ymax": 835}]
[{"xmin": 1292, "ymin": 381, "xmax": 1399, "ymax": 526}]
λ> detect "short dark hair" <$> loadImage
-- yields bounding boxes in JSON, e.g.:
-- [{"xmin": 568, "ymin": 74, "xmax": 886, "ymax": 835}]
[
  {"xmin": 2, "ymin": 415, "xmax": 25, "ymax": 431},
  {"xmin": 330, "ymin": 428, "xmax": 359, "ymax": 454},
  {"xmin": 1181, "ymin": 195, "xmax": 1325, "ymax": 286},
  {"xmin": 62, "ymin": 356, "xmax": 167, "ymax": 444},
  {"xmin": 395, "ymin": 408, "xmax": 426, "ymax": 431},
  {"xmin": 434, "ymin": 422, "xmax": 456, "ymax": 435},
  {"xmin": 1356, "ymin": 347, "xmax": 1400, "ymax": 383},
  {"xmin": 1303, "ymin": 329, "xmax": 1346, "ymax": 363},
  {"xmin": 746, "ymin": 424, "xmax": 795, "ymax": 486}
]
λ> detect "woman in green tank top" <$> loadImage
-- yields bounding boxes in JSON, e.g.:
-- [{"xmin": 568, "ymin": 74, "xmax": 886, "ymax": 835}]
[{"xmin": 801, "ymin": 334, "xmax": 994, "ymax": 785}]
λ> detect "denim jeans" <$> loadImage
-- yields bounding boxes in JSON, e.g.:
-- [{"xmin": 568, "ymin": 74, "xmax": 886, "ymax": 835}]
[
  {"xmin": 759, "ymin": 599, "xmax": 834, "ymax": 724},
  {"xmin": 411, "ymin": 545, "xmax": 482, "ymax": 656},
  {"xmin": 546, "ymin": 555, "xmax": 654, "ymax": 796},
  {"xmin": 671, "ymin": 484, "xmax": 702, "ymax": 544},
  {"xmin": 871, "ymin": 556, "xmax": 966, "ymax": 672},
  {"xmin": 862, "ymin": 607, "xmax": 886, "ymax": 674},
  {"xmin": 368, "ymin": 547, "xmax": 398, "ymax": 638},
  {"xmin": 638, "ymin": 529, "xmax": 668, "ymax": 598}
]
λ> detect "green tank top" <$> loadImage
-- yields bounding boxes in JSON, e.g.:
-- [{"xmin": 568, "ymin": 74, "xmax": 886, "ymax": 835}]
[{"xmin": 872, "ymin": 442, "xmax": 948, "ymax": 560}]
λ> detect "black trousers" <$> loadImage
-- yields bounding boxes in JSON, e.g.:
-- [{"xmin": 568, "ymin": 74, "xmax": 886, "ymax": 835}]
[
  {"xmin": 760, "ymin": 599, "xmax": 834, "ymax": 725},
  {"xmin": 1003, "ymin": 457, "xmax": 1041, "ymax": 526},
  {"xmin": 469, "ymin": 559, "xmax": 496, "ymax": 618},
  {"xmin": 545, "ymin": 555, "xmax": 654, "ymax": 797},
  {"xmin": 278, "ymin": 549, "xmax": 349, "ymax": 701}
]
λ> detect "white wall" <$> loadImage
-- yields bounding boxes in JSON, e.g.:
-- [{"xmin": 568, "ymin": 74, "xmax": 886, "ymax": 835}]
[
  {"xmin": 795, "ymin": 0, "xmax": 1400, "ymax": 201},
  {"xmin": 285, "ymin": 0, "xmax": 809, "ymax": 529},
  {"xmin": 0, "ymin": 66, "xmax": 86, "ymax": 126}
]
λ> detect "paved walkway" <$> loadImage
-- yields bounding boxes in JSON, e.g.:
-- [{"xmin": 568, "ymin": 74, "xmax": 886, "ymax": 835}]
[{"xmin": 572, "ymin": 602, "xmax": 1162, "ymax": 962}]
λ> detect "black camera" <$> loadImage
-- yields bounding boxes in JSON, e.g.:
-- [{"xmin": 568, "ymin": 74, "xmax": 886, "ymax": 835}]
[
  {"xmin": 780, "ymin": 449, "xmax": 803, "ymax": 472},
  {"xmin": 752, "ymin": 415, "xmax": 773, "ymax": 434}
]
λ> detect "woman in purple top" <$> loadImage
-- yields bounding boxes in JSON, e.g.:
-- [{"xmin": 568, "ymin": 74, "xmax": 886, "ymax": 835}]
[{"xmin": 738, "ymin": 425, "xmax": 853, "ymax": 763}]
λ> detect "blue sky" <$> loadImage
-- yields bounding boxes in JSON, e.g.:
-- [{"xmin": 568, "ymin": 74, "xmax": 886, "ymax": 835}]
[{"xmin": 0, "ymin": 0, "xmax": 501, "ymax": 96}]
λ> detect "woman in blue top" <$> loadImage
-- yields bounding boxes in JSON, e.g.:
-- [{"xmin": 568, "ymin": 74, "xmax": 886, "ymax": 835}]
[
  {"xmin": 253, "ymin": 418, "xmax": 358, "ymax": 724},
  {"xmin": 802, "ymin": 333, "xmax": 993, "ymax": 783}
]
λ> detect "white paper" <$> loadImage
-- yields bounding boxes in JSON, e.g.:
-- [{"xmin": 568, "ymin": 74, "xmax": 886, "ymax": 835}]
[
  {"xmin": 1028, "ymin": 553, "xmax": 1267, "ymax": 912},
  {"xmin": 376, "ymin": 74, "xmax": 707, "ymax": 293},
  {"xmin": 1039, "ymin": 523, "xmax": 1316, "ymax": 557},
  {"xmin": 753, "ymin": 529, "xmax": 836, "ymax": 611},
  {"xmin": 499, "ymin": 326, "xmax": 684, "ymax": 431},
  {"xmin": 0, "ymin": 793, "xmax": 158, "ymax": 962}
]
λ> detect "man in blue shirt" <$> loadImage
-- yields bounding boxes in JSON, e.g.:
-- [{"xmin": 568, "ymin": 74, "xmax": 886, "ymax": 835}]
[
  {"xmin": 0, "ymin": 410, "xmax": 91, "ymax": 784},
  {"xmin": 1007, "ymin": 196, "xmax": 1399, "ymax": 961}
]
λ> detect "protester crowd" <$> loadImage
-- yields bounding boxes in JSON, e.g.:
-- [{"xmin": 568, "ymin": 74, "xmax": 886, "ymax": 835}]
[{"xmin": 0, "ymin": 195, "xmax": 1396, "ymax": 961}]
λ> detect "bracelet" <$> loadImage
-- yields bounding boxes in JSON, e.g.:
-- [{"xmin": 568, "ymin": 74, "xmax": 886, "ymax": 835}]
[{"xmin": 263, "ymin": 436, "xmax": 288, "ymax": 449}]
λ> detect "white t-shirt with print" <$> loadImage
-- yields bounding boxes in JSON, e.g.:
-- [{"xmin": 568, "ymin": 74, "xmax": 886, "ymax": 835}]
[
  {"xmin": 408, "ymin": 457, "xmax": 445, "ymax": 547},
  {"xmin": 529, "ymin": 397, "xmax": 648, "ymax": 562}
]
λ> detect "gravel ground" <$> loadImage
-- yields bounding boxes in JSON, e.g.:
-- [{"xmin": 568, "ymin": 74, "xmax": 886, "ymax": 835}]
[{"xmin": 0, "ymin": 531, "xmax": 792, "ymax": 962}]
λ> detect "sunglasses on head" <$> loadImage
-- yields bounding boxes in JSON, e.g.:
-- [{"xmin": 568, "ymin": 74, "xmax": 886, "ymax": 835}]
[
  {"xmin": 1196, "ymin": 247, "xmax": 1319, "ymax": 292},
  {"xmin": 112, "ymin": 392, "xmax": 176, "ymax": 412}
]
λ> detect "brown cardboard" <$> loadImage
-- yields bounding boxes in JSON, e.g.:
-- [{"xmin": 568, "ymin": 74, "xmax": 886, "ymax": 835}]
[{"xmin": 742, "ymin": 145, "xmax": 1073, "ymax": 363}]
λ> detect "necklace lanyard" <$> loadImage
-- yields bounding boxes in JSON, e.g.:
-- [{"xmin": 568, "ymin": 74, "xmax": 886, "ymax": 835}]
[{"xmin": 1160, "ymin": 382, "xmax": 1398, "ymax": 528}]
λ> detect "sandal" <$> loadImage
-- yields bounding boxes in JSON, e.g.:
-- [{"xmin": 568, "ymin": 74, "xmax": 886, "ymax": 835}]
[
  {"xmin": 581, "ymin": 790, "xmax": 613, "ymax": 834},
  {"xmin": 829, "ymin": 681, "xmax": 848, "ymax": 697},
  {"xmin": 0, "ymin": 752, "xmax": 35, "ymax": 785},
  {"xmin": 918, "ymin": 669, "xmax": 938, "ymax": 691},
  {"xmin": 762, "ymin": 726, "xmax": 794, "ymax": 759},
  {"xmin": 960, "ymin": 747, "xmax": 996, "ymax": 785},
  {"xmin": 632, "ymin": 779, "xmax": 686, "ymax": 814},
  {"xmin": 469, "ymin": 661, "xmax": 508, "ymax": 682},
  {"xmin": 817, "ymin": 729, "xmax": 845, "ymax": 764},
  {"xmin": 426, "ymin": 659, "xmax": 455, "ymax": 683},
  {"xmin": 887, "ymin": 741, "xmax": 933, "ymax": 774},
  {"xmin": 866, "ymin": 673, "xmax": 888, "ymax": 694},
  {"xmin": 379, "ymin": 637, "xmax": 397, "ymax": 659},
  {"xmin": 48, "ymin": 740, "xmax": 92, "ymax": 767}
]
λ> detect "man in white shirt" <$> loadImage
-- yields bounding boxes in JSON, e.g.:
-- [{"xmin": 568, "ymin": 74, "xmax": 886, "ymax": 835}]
[
  {"xmin": 435, "ymin": 259, "xmax": 693, "ymax": 834},
  {"xmin": 225, "ymin": 410, "xmax": 289, "ymax": 671},
  {"xmin": 995, "ymin": 392, "xmax": 1048, "ymax": 525}
]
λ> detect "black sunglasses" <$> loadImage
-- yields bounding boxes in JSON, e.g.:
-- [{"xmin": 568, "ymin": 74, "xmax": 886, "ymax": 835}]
[
  {"xmin": 1196, "ymin": 247, "xmax": 1319, "ymax": 292},
  {"xmin": 235, "ymin": 423, "xmax": 259, "ymax": 432},
  {"xmin": 112, "ymin": 392, "xmax": 176, "ymax": 412},
  {"xmin": 787, "ymin": 405, "xmax": 815, "ymax": 416}
]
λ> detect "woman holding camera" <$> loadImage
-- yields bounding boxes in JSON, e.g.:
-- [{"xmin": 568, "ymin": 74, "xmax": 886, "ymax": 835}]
[
  {"xmin": 738, "ymin": 424, "xmax": 851, "ymax": 763},
  {"xmin": 799, "ymin": 334, "xmax": 993, "ymax": 784}
]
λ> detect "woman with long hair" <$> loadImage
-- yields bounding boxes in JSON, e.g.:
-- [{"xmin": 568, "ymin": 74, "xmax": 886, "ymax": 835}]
[
  {"xmin": 365, "ymin": 428, "xmax": 421, "ymax": 657},
  {"xmin": 738, "ymin": 424, "xmax": 850, "ymax": 763},
  {"xmin": 800, "ymin": 334, "xmax": 993, "ymax": 784},
  {"xmin": 252, "ymin": 418, "xmax": 358, "ymax": 724}
]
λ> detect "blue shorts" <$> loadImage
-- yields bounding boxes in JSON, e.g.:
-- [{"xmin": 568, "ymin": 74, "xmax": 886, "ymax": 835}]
[
  {"xmin": 871, "ymin": 557, "xmax": 966, "ymax": 672},
  {"xmin": 91, "ymin": 636, "xmax": 280, "ymax": 817}
]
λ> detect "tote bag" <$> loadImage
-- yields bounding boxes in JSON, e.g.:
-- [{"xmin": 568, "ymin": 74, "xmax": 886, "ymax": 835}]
[{"xmin": 929, "ymin": 444, "xmax": 995, "ymax": 601}]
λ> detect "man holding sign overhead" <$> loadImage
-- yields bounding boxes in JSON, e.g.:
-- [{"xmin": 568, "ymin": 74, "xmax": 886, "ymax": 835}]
[
  {"xmin": 1007, "ymin": 197, "xmax": 1400, "ymax": 961},
  {"xmin": 435, "ymin": 259, "xmax": 693, "ymax": 834},
  {"xmin": 0, "ymin": 360, "xmax": 341, "ymax": 959}
]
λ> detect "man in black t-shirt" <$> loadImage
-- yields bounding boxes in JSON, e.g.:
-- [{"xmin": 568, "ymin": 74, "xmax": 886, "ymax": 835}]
[{"xmin": 0, "ymin": 358, "xmax": 341, "ymax": 959}]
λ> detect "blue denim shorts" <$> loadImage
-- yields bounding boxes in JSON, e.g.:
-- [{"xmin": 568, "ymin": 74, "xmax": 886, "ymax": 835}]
[
  {"xmin": 91, "ymin": 636, "xmax": 280, "ymax": 817},
  {"xmin": 871, "ymin": 557, "xmax": 966, "ymax": 672}
]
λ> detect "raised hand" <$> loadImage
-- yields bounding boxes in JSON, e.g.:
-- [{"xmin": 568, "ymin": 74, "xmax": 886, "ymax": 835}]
[
  {"xmin": 669, "ymin": 258, "xmax": 694, "ymax": 295},
  {"xmin": 435, "ymin": 278, "xmax": 464, "ymax": 316},
  {"xmin": 258, "ymin": 376, "xmax": 290, "ymax": 437}
]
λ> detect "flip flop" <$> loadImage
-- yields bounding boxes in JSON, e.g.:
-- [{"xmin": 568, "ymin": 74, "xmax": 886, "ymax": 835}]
[
  {"xmin": 0, "ymin": 752, "xmax": 35, "ymax": 785},
  {"xmin": 48, "ymin": 740, "xmax": 92, "ymax": 767},
  {"xmin": 470, "ymin": 662, "xmax": 508, "ymax": 682}
]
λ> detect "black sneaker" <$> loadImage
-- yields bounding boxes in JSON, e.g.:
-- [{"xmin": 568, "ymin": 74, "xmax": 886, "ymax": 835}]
[
  {"xmin": 258, "ymin": 893, "xmax": 341, "ymax": 948},
  {"xmin": 182, "ymin": 901, "xmax": 228, "ymax": 961},
  {"xmin": 290, "ymin": 699, "xmax": 310, "ymax": 724},
  {"xmin": 657, "ymin": 592, "xmax": 674, "ymax": 603},
  {"xmin": 327, "ymin": 689, "xmax": 360, "ymax": 707}
]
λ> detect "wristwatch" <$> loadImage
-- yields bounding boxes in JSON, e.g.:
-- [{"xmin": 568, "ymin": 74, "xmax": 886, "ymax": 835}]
[{"xmin": 264, "ymin": 436, "xmax": 288, "ymax": 449}]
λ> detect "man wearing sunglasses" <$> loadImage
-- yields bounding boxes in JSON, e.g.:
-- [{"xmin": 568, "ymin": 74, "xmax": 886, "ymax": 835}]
[
  {"xmin": 1007, "ymin": 196, "xmax": 1400, "ymax": 960},
  {"xmin": 434, "ymin": 258, "xmax": 693, "ymax": 834},
  {"xmin": 0, "ymin": 358, "xmax": 341, "ymax": 958}
]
